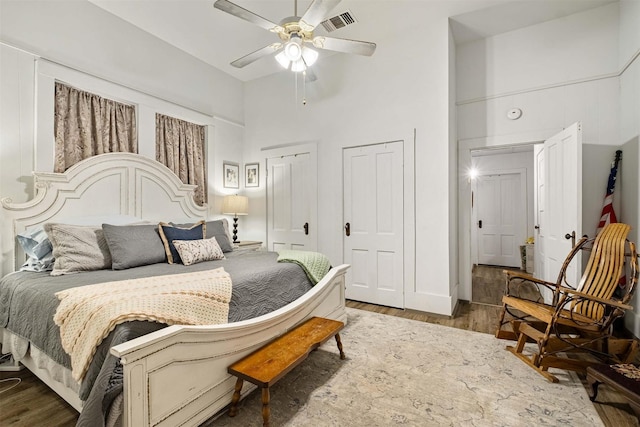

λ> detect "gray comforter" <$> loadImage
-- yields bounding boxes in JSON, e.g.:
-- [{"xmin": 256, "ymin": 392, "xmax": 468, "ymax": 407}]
[{"xmin": 0, "ymin": 250, "xmax": 314, "ymax": 426}]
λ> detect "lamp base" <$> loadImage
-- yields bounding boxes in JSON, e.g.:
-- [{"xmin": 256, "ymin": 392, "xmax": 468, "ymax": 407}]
[{"xmin": 232, "ymin": 217, "xmax": 239, "ymax": 243}]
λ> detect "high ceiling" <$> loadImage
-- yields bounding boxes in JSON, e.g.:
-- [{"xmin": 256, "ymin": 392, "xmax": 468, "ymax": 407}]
[{"xmin": 89, "ymin": 0, "xmax": 616, "ymax": 82}]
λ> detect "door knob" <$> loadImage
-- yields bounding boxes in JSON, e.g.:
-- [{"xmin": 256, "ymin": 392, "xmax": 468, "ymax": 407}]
[
  {"xmin": 345, "ymin": 222, "xmax": 350, "ymax": 237},
  {"xmin": 565, "ymin": 231, "xmax": 576, "ymax": 247},
  {"xmin": 303, "ymin": 222, "xmax": 309, "ymax": 235}
]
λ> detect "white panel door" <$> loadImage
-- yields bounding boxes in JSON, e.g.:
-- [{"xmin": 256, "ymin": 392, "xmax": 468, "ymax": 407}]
[
  {"xmin": 533, "ymin": 143, "xmax": 545, "ymax": 279},
  {"xmin": 541, "ymin": 123, "xmax": 582, "ymax": 294},
  {"xmin": 343, "ymin": 141, "xmax": 404, "ymax": 308},
  {"xmin": 476, "ymin": 172, "xmax": 525, "ymax": 267},
  {"xmin": 266, "ymin": 152, "xmax": 317, "ymax": 251}
]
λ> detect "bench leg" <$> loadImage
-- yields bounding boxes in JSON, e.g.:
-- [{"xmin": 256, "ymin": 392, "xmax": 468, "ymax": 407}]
[
  {"xmin": 229, "ymin": 378, "xmax": 243, "ymax": 417},
  {"xmin": 262, "ymin": 387, "xmax": 271, "ymax": 427},
  {"xmin": 335, "ymin": 333, "xmax": 346, "ymax": 360}
]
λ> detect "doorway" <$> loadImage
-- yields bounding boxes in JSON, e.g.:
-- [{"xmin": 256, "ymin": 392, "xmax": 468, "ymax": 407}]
[{"xmin": 469, "ymin": 146, "xmax": 534, "ymax": 305}]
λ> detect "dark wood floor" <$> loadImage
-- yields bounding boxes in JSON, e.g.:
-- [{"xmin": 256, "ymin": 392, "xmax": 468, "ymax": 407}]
[
  {"xmin": 1, "ymin": 267, "xmax": 638, "ymax": 427},
  {"xmin": 472, "ymin": 263, "xmax": 522, "ymax": 306}
]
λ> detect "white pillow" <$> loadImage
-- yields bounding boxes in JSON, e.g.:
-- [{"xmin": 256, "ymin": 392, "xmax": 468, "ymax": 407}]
[{"xmin": 173, "ymin": 237, "xmax": 225, "ymax": 266}]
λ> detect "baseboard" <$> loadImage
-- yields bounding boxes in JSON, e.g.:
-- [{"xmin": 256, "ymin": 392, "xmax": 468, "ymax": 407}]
[{"xmin": 405, "ymin": 291, "xmax": 454, "ymax": 316}]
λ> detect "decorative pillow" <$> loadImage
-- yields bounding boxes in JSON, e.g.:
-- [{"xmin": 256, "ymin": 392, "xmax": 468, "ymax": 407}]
[
  {"xmin": 158, "ymin": 221, "xmax": 206, "ymax": 264},
  {"xmin": 20, "ymin": 253, "xmax": 55, "ymax": 272},
  {"xmin": 102, "ymin": 223, "xmax": 167, "ymax": 270},
  {"xmin": 44, "ymin": 223, "xmax": 112, "ymax": 276},
  {"xmin": 173, "ymin": 237, "xmax": 225, "ymax": 266},
  {"xmin": 205, "ymin": 220, "xmax": 234, "ymax": 252},
  {"xmin": 17, "ymin": 226, "xmax": 53, "ymax": 260},
  {"xmin": 17, "ymin": 226, "xmax": 55, "ymax": 272}
]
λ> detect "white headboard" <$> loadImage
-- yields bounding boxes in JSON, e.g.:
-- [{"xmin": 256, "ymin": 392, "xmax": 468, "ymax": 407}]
[{"xmin": 1, "ymin": 152, "xmax": 208, "ymax": 275}]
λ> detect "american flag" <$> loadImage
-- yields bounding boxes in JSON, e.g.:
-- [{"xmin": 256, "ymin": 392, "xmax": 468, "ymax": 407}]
[
  {"xmin": 597, "ymin": 150, "xmax": 625, "ymax": 289},
  {"xmin": 596, "ymin": 150, "xmax": 622, "ymax": 236}
]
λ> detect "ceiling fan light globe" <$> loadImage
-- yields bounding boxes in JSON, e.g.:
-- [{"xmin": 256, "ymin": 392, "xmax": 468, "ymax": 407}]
[
  {"xmin": 283, "ymin": 38, "xmax": 303, "ymax": 61},
  {"xmin": 291, "ymin": 59, "xmax": 307, "ymax": 72},
  {"xmin": 275, "ymin": 51, "xmax": 291, "ymax": 69},
  {"xmin": 301, "ymin": 47, "xmax": 318, "ymax": 66}
]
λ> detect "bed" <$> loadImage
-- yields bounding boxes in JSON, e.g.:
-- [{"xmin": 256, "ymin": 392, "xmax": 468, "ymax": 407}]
[{"xmin": 0, "ymin": 152, "xmax": 348, "ymax": 426}]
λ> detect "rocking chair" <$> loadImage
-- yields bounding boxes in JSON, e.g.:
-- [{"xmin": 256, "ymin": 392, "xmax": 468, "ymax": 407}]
[{"xmin": 495, "ymin": 222, "xmax": 639, "ymax": 383}]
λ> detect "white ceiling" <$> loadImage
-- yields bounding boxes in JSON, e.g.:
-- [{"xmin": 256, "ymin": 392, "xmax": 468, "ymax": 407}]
[{"xmin": 89, "ymin": 0, "xmax": 617, "ymax": 83}]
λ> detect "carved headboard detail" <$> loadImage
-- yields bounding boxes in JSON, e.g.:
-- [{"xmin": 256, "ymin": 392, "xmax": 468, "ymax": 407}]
[{"xmin": 1, "ymin": 152, "xmax": 207, "ymax": 274}]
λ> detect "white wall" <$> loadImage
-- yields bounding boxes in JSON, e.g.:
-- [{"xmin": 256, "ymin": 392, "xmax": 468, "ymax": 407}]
[
  {"xmin": 618, "ymin": 0, "xmax": 640, "ymax": 336},
  {"xmin": 0, "ymin": 1, "xmax": 245, "ymax": 216},
  {"xmin": 0, "ymin": 0, "xmax": 243, "ymax": 122},
  {"xmin": 457, "ymin": 3, "xmax": 620, "ymax": 145},
  {"xmin": 456, "ymin": 2, "xmax": 634, "ymax": 301},
  {"xmin": 0, "ymin": 46, "xmax": 35, "ymax": 203},
  {"xmin": 457, "ymin": 3, "xmax": 620, "ymax": 102},
  {"xmin": 243, "ymin": 1, "xmax": 500, "ymax": 315}
]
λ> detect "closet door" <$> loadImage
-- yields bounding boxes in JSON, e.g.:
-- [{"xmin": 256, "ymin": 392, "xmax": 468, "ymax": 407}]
[
  {"xmin": 266, "ymin": 151, "xmax": 317, "ymax": 251},
  {"xmin": 343, "ymin": 141, "xmax": 404, "ymax": 308}
]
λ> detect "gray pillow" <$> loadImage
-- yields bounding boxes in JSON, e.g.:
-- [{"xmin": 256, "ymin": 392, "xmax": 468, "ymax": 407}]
[
  {"xmin": 102, "ymin": 223, "xmax": 167, "ymax": 270},
  {"xmin": 205, "ymin": 220, "xmax": 234, "ymax": 253},
  {"xmin": 44, "ymin": 223, "xmax": 112, "ymax": 276}
]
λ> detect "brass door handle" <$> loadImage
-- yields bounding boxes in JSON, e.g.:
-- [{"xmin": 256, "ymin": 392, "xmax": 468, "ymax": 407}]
[{"xmin": 345, "ymin": 222, "xmax": 350, "ymax": 237}]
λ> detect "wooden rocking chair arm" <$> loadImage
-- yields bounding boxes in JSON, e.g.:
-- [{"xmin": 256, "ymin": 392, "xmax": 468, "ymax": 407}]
[
  {"xmin": 556, "ymin": 286, "xmax": 634, "ymax": 311},
  {"xmin": 504, "ymin": 271, "xmax": 557, "ymax": 289}
]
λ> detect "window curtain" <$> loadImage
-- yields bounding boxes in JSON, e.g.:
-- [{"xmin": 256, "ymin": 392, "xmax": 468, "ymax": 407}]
[
  {"xmin": 155, "ymin": 114, "xmax": 207, "ymax": 206},
  {"xmin": 54, "ymin": 82, "xmax": 137, "ymax": 172}
]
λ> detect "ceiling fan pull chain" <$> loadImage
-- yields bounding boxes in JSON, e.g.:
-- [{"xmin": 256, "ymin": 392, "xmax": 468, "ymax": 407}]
[{"xmin": 302, "ymin": 71, "xmax": 307, "ymax": 106}]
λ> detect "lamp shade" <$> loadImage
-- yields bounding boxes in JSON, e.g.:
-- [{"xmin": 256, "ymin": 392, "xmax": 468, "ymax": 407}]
[{"xmin": 222, "ymin": 195, "xmax": 248, "ymax": 216}]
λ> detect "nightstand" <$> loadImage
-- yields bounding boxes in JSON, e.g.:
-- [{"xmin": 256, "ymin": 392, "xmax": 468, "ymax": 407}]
[{"xmin": 233, "ymin": 240, "xmax": 263, "ymax": 252}]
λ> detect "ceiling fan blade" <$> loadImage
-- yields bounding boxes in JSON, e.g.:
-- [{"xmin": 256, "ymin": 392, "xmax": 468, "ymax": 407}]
[
  {"xmin": 214, "ymin": 0, "xmax": 284, "ymax": 34},
  {"xmin": 312, "ymin": 36, "xmax": 376, "ymax": 56},
  {"xmin": 230, "ymin": 43, "xmax": 282, "ymax": 68},
  {"xmin": 299, "ymin": 0, "xmax": 341, "ymax": 32}
]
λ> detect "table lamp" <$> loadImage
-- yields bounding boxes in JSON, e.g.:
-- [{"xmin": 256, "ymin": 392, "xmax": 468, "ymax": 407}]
[{"xmin": 222, "ymin": 195, "xmax": 248, "ymax": 243}]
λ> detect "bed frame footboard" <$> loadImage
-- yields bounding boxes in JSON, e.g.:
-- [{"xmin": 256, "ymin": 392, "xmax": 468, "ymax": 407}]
[{"xmin": 111, "ymin": 264, "xmax": 349, "ymax": 427}]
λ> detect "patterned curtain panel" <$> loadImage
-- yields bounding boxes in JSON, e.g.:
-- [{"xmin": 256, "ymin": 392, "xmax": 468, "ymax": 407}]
[
  {"xmin": 54, "ymin": 82, "xmax": 137, "ymax": 172},
  {"xmin": 155, "ymin": 114, "xmax": 207, "ymax": 206}
]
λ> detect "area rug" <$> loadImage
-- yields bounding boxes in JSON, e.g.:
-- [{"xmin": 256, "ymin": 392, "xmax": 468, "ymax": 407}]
[{"xmin": 209, "ymin": 307, "xmax": 603, "ymax": 426}]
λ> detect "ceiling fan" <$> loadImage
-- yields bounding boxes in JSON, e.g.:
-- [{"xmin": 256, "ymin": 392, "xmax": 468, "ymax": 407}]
[{"xmin": 213, "ymin": 0, "xmax": 376, "ymax": 73}]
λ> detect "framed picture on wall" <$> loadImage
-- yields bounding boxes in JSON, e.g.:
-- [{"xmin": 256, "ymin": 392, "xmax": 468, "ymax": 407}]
[
  {"xmin": 245, "ymin": 163, "xmax": 259, "ymax": 188},
  {"xmin": 223, "ymin": 162, "xmax": 239, "ymax": 189}
]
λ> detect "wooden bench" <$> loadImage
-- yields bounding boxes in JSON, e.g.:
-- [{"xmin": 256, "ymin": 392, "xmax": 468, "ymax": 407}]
[{"xmin": 227, "ymin": 317, "xmax": 346, "ymax": 427}]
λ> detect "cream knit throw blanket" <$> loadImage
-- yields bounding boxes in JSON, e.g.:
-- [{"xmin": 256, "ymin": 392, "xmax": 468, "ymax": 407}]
[{"xmin": 54, "ymin": 268, "xmax": 233, "ymax": 381}]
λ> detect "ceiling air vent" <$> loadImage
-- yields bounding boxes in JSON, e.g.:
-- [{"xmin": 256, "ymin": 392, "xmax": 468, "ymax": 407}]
[{"xmin": 320, "ymin": 10, "xmax": 357, "ymax": 33}]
